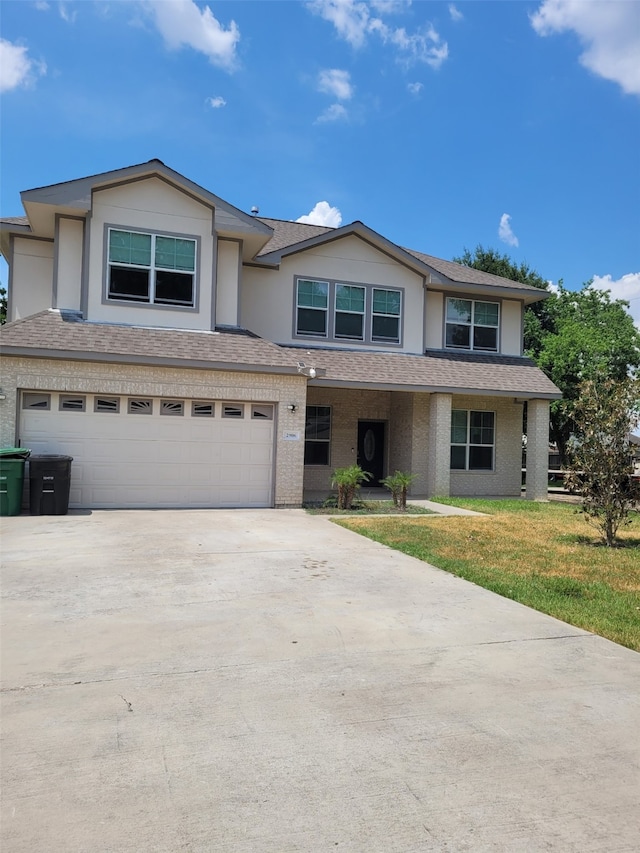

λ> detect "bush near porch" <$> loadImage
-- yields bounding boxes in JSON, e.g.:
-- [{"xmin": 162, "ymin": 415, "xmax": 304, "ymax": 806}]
[{"xmin": 336, "ymin": 499, "xmax": 640, "ymax": 651}]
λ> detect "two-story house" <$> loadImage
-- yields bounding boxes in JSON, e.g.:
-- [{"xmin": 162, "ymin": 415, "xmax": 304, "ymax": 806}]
[{"xmin": 0, "ymin": 160, "xmax": 560, "ymax": 509}]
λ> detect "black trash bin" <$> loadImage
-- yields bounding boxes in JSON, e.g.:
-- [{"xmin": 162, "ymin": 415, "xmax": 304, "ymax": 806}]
[{"xmin": 29, "ymin": 455, "xmax": 73, "ymax": 515}]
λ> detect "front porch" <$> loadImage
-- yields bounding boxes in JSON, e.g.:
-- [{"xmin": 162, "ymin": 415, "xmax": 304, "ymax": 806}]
[{"xmin": 302, "ymin": 386, "xmax": 550, "ymax": 501}]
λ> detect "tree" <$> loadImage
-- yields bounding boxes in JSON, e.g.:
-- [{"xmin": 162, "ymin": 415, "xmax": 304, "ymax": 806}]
[
  {"xmin": 564, "ymin": 376, "xmax": 640, "ymax": 547},
  {"xmin": 0, "ymin": 286, "xmax": 7, "ymax": 324},
  {"xmin": 531, "ymin": 285, "xmax": 640, "ymax": 464},
  {"xmin": 454, "ymin": 247, "xmax": 640, "ymax": 465}
]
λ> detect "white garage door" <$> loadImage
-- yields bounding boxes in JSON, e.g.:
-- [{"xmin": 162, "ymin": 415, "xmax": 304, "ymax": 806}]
[{"xmin": 19, "ymin": 391, "xmax": 275, "ymax": 509}]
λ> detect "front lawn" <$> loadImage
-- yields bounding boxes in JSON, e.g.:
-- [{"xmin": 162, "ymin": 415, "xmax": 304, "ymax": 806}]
[{"xmin": 336, "ymin": 499, "xmax": 640, "ymax": 651}]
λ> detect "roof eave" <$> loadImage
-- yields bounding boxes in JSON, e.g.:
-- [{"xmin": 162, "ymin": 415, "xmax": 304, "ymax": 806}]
[{"xmin": 0, "ymin": 345, "xmax": 301, "ymax": 376}]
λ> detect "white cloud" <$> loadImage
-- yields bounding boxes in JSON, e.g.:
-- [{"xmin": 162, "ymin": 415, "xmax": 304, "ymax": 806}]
[
  {"xmin": 498, "ymin": 213, "xmax": 519, "ymax": 247},
  {"xmin": 309, "ymin": 0, "xmax": 370, "ymax": 48},
  {"xmin": 296, "ymin": 201, "xmax": 343, "ymax": 227},
  {"xmin": 449, "ymin": 4, "xmax": 463, "ymax": 22},
  {"xmin": 531, "ymin": 0, "xmax": 640, "ymax": 96},
  {"xmin": 59, "ymin": 2, "xmax": 77, "ymax": 23},
  {"xmin": 34, "ymin": 1, "xmax": 50, "ymax": 10},
  {"xmin": 407, "ymin": 81, "xmax": 423, "ymax": 94},
  {"xmin": 318, "ymin": 68, "xmax": 353, "ymax": 100},
  {"xmin": 315, "ymin": 103, "xmax": 348, "ymax": 123},
  {"xmin": 145, "ymin": 0, "xmax": 240, "ymax": 71},
  {"xmin": 590, "ymin": 272, "xmax": 640, "ymax": 329},
  {"xmin": 310, "ymin": 0, "xmax": 448, "ymax": 68},
  {"xmin": 206, "ymin": 95, "xmax": 226, "ymax": 108},
  {"xmin": 0, "ymin": 38, "xmax": 46, "ymax": 93}
]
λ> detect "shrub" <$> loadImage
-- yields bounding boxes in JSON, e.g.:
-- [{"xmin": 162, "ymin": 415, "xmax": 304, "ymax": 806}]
[
  {"xmin": 331, "ymin": 465, "xmax": 372, "ymax": 510},
  {"xmin": 380, "ymin": 470, "xmax": 417, "ymax": 511}
]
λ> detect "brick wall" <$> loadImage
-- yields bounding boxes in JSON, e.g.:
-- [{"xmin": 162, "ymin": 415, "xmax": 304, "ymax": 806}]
[
  {"xmin": 0, "ymin": 356, "xmax": 308, "ymax": 507},
  {"xmin": 449, "ymin": 394, "xmax": 523, "ymax": 497}
]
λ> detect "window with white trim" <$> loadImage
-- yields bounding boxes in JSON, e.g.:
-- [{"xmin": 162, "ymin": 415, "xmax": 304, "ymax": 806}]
[
  {"xmin": 295, "ymin": 278, "xmax": 402, "ymax": 345},
  {"xmin": 445, "ymin": 298, "xmax": 499, "ymax": 351},
  {"xmin": 304, "ymin": 406, "xmax": 331, "ymax": 465},
  {"xmin": 450, "ymin": 410, "xmax": 495, "ymax": 471},
  {"xmin": 107, "ymin": 229, "xmax": 196, "ymax": 307}
]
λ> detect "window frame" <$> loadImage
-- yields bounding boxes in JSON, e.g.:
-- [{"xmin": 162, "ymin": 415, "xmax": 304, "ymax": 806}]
[
  {"xmin": 450, "ymin": 409, "xmax": 496, "ymax": 472},
  {"xmin": 294, "ymin": 277, "xmax": 403, "ymax": 347},
  {"xmin": 304, "ymin": 405, "xmax": 331, "ymax": 466},
  {"xmin": 445, "ymin": 297, "xmax": 500, "ymax": 352},
  {"xmin": 104, "ymin": 225, "xmax": 200, "ymax": 312}
]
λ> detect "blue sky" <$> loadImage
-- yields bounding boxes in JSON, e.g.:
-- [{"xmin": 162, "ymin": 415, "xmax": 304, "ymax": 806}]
[{"xmin": 1, "ymin": 0, "xmax": 639, "ymax": 325}]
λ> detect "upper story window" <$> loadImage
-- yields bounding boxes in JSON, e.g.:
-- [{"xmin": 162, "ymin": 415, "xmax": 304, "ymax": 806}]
[
  {"xmin": 107, "ymin": 228, "xmax": 196, "ymax": 308},
  {"xmin": 445, "ymin": 298, "xmax": 499, "ymax": 352},
  {"xmin": 295, "ymin": 278, "xmax": 402, "ymax": 345},
  {"xmin": 297, "ymin": 279, "xmax": 329, "ymax": 336}
]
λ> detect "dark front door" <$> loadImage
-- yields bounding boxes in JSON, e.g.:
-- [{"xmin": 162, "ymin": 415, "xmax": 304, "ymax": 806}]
[{"xmin": 357, "ymin": 421, "xmax": 386, "ymax": 485}]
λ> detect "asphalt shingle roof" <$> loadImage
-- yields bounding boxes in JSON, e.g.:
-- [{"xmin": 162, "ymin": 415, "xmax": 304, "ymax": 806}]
[
  {"xmin": 0, "ymin": 311, "xmax": 560, "ymax": 398},
  {"xmin": 280, "ymin": 345, "xmax": 561, "ymax": 398},
  {"xmin": 0, "ymin": 311, "xmax": 297, "ymax": 371}
]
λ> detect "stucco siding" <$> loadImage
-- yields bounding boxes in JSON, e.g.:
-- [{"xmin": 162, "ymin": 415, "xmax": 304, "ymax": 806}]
[
  {"xmin": 10, "ymin": 238, "xmax": 54, "ymax": 321},
  {"xmin": 0, "ymin": 356, "xmax": 308, "ymax": 507},
  {"xmin": 55, "ymin": 218, "xmax": 84, "ymax": 311},
  {"xmin": 501, "ymin": 299, "xmax": 523, "ymax": 356},
  {"xmin": 216, "ymin": 239, "xmax": 240, "ymax": 326},
  {"xmin": 242, "ymin": 235, "xmax": 425, "ymax": 353},
  {"xmin": 425, "ymin": 290, "xmax": 444, "ymax": 349},
  {"xmin": 86, "ymin": 177, "xmax": 216, "ymax": 330}
]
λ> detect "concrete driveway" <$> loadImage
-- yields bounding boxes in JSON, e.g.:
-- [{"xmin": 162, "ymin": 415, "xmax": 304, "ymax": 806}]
[{"xmin": 1, "ymin": 509, "xmax": 639, "ymax": 852}]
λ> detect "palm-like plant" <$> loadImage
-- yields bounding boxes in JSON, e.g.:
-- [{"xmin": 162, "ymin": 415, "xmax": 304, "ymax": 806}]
[{"xmin": 331, "ymin": 465, "xmax": 372, "ymax": 509}]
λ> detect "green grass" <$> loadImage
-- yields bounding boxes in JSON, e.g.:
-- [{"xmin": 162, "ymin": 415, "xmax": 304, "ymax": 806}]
[{"xmin": 336, "ymin": 499, "xmax": 640, "ymax": 651}]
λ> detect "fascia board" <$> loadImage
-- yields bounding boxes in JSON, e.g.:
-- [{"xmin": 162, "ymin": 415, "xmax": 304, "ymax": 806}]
[
  {"xmin": 20, "ymin": 160, "xmax": 273, "ymax": 239},
  {"xmin": 307, "ymin": 377, "xmax": 562, "ymax": 399},
  {"xmin": 256, "ymin": 220, "xmax": 431, "ymax": 276}
]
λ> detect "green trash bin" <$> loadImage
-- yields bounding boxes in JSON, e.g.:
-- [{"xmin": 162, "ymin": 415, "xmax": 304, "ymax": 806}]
[{"xmin": 0, "ymin": 448, "xmax": 31, "ymax": 517}]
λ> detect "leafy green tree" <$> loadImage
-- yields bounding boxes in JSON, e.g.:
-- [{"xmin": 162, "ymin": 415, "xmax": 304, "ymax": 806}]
[
  {"xmin": 532, "ymin": 285, "xmax": 640, "ymax": 464},
  {"xmin": 454, "ymin": 247, "xmax": 640, "ymax": 465},
  {"xmin": 564, "ymin": 376, "xmax": 640, "ymax": 547},
  {"xmin": 0, "ymin": 286, "xmax": 7, "ymax": 324}
]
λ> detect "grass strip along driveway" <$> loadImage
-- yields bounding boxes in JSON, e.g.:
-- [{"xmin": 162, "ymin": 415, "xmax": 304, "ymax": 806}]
[{"xmin": 336, "ymin": 499, "xmax": 640, "ymax": 651}]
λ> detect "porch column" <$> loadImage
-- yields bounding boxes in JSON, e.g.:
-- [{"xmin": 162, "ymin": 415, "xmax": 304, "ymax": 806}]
[
  {"xmin": 526, "ymin": 398, "xmax": 550, "ymax": 501},
  {"xmin": 427, "ymin": 393, "xmax": 452, "ymax": 497}
]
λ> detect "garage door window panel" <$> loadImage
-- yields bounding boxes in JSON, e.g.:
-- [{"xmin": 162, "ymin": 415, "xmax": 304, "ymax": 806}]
[
  {"xmin": 251, "ymin": 405, "xmax": 274, "ymax": 420},
  {"xmin": 22, "ymin": 393, "xmax": 51, "ymax": 410},
  {"xmin": 107, "ymin": 229, "xmax": 196, "ymax": 308},
  {"xmin": 128, "ymin": 398, "xmax": 153, "ymax": 415},
  {"xmin": 222, "ymin": 404, "xmax": 244, "ymax": 419},
  {"xmin": 160, "ymin": 400, "xmax": 184, "ymax": 416},
  {"xmin": 95, "ymin": 397, "xmax": 120, "ymax": 413},
  {"xmin": 59, "ymin": 395, "xmax": 86, "ymax": 412},
  {"xmin": 192, "ymin": 402, "xmax": 215, "ymax": 417}
]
